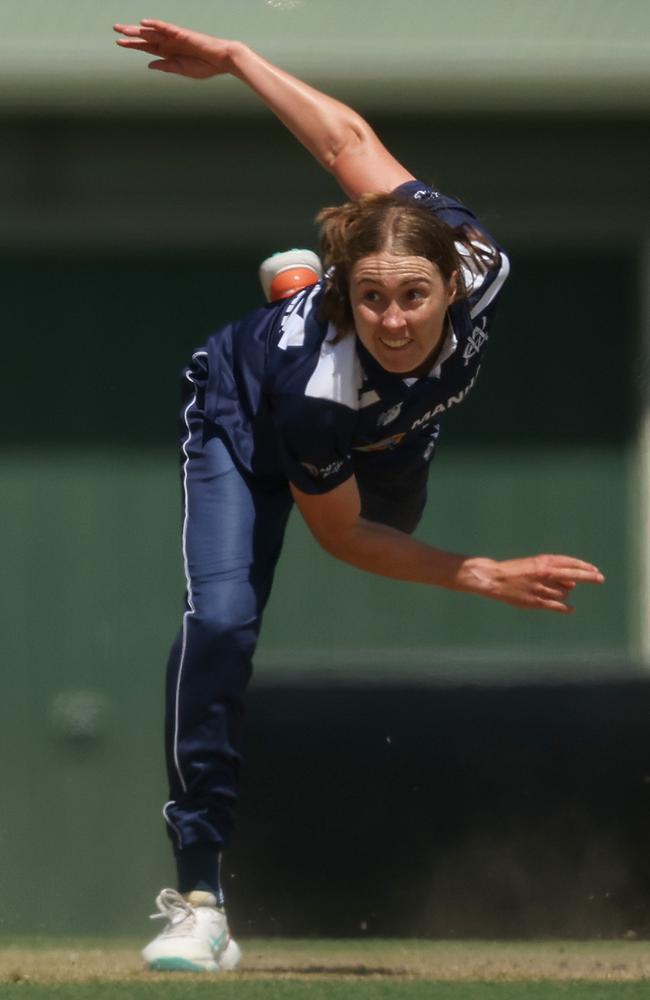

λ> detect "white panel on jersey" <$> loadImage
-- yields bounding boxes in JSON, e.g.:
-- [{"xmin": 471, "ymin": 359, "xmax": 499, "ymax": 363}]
[
  {"xmin": 304, "ymin": 326, "xmax": 363, "ymax": 411},
  {"xmin": 401, "ymin": 322, "xmax": 457, "ymax": 386},
  {"xmin": 277, "ymin": 284, "xmax": 321, "ymax": 350},
  {"xmin": 456, "ymin": 239, "xmax": 488, "ymax": 298},
  {"xmin": 359, "ymin": 389, "xmax": 381, "ymax": 408},
  {"xmin": 428, "ymin": 323, "xmax": 458, "ymax": 379},
  {"xmin": 469, "ymin": 251, "xmax": 511, "ymax": 319}
]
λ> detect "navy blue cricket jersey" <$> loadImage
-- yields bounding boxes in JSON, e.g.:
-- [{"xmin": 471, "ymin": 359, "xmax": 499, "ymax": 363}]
[{"xmin": 187, "ymin": 181, "xmax": 510, "ymax": 511}]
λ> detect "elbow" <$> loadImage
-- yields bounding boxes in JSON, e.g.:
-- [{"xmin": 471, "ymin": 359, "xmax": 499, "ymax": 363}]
[
  {"xmin": 310, "ymin": 523, "xmax": 348, "ymax": 561},
  {"xmin": 307, "ymin": 517, "xmax": 359, "ymax": 562},
  {"xmin": 322, "ymin": 115, "xmax": 369, "ymax": 173}
]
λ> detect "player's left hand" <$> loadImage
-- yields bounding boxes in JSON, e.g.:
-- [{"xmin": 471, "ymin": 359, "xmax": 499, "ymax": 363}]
[{"xmin": 113, "ymin": 19, "xmax": 241, "ymax": 79}]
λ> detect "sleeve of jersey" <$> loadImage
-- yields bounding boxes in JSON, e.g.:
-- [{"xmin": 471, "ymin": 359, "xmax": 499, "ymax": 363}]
[
  {"xmin": 272, "ymin": 395, "xmax": 355, "ymax": 495},
  {"xmin": 393, "ymin": 179, "xmax": 510, "ymax": 317},
  {"xmin": 393, "ymin": 179, "xmax": 500, "ymax": 244}
]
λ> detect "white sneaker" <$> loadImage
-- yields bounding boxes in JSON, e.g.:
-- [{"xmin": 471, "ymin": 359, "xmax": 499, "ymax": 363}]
[
  {"xmin": 259, "ymin": 248, "xmax": 322, "ymax": 302},
  {"xmin": 218, "ymin": 935, "xmax": 243, "ymax": 971},
  {"xmin": 142, "ymin": 888, "xmax": 241, "ymax": 973}
]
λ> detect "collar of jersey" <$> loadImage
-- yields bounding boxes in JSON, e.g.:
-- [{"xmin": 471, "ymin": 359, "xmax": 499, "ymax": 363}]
[{"xmin": 354, "ymin": 319, "xmax": 458, "ymax": 392}]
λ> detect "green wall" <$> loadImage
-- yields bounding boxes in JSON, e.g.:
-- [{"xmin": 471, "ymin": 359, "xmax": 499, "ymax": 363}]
[{"xmin": 1, "ymin": 108, "xmax": 646, "ymax": 935}]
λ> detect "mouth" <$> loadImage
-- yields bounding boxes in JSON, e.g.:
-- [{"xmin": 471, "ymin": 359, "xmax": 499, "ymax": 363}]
[{"xmin": 379, "ymin": 336, "xmax": 412, "ymax": 350}]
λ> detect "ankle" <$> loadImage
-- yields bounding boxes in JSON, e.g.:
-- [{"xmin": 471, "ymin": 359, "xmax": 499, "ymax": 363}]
[
  {"xmin": 183, "ymin": 890, "xmax": 221, "ymax": 909},
  {"xmin": 175, "ymin": 844, "xmax": 224, "ymax": 907}
]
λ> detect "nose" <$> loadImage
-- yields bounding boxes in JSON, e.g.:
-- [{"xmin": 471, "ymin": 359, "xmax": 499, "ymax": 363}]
[{"xmin": 381, "ymin": 300, "xmax": 405, "ymax": 329}]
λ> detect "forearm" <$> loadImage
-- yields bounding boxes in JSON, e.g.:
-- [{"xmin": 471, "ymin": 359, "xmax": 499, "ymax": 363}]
[
  {"xmin": 316, "ymin": 515, "xmax": 487, "ymax": 594},
  {"xmin": 228, "ymin": 43, "xmax": 370, "ymax": 176},
  {"xmin": 312, "ymin": 515, "xmax": 604, "ymax": 613}
]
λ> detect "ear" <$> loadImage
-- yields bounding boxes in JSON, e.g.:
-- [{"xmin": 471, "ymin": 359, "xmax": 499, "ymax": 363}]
[{"xmin": 446, "ymin": 270, "xmax": 459, "ymax": 305}]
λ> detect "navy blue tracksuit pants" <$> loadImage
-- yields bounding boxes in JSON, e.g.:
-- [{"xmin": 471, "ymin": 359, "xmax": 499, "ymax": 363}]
[
  {"xmin": 163, "ymin": 395, "xmax": 293, "ymax": 853},
  {"xmin": 163, "ymin": 397, "xmax": 429, "ymax": 860}
]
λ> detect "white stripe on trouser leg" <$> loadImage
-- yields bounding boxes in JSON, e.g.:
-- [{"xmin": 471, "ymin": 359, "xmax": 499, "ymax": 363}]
[
  {"xmin": 164, "ymin": 380, "xmax": 203, "ymax": 843},
  {"xmin": 162, "ymin": 800, "xmax": 183, "ymax": 847}
]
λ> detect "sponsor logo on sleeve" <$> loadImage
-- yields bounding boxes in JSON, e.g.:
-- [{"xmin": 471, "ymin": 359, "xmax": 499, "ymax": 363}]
[
  {"xmin": 413, "ymin": 188, "xmax": 442, "ymax": 201},
  {"xmin": 300, "ymin": 459, "xmax": 345, "ymax": 480}
]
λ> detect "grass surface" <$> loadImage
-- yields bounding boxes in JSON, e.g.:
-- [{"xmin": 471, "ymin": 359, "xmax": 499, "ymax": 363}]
[
  {"xmin": 0, "ymin": 939, "xmax": 649, "ymax": 998},
  {"xmin": 2, "ymin": 984, "xmax": 650, "ymax": 1000}
]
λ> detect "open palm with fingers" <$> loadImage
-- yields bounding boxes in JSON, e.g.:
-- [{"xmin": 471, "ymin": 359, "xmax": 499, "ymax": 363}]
[
  {"xmin": 460, "ymin": 554, "xmax": 604, "ymax": 614},
  {"xmin": 113, "ymin": 19, "xmax": 237, "ymax": 78}
]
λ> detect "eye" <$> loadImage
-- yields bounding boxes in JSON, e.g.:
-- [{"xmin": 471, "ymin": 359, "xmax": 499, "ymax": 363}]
[
  {"xmin": 362, "ymin": 290, "xmax": 381, "ymax": 303},
  {"xmin": 405, "ymin": 287, "xmax": 426, "ymax": 302}
]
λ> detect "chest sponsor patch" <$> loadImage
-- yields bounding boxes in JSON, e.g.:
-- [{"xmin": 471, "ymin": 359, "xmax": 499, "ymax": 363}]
[{"xmin": 410, "ymin": 367, "xmax": 481, "ymax": 430}]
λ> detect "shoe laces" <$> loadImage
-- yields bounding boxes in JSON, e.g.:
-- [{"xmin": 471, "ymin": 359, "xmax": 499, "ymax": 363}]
[{"xmin": 150, "ymin": 888, "xmax": 198, "ymax": 936}]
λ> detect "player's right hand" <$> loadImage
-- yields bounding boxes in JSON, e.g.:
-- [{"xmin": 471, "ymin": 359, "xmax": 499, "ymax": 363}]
[
  {"xmin": 456, "ymin": 554, "xmax": 605, "ymax": 614},
  {"xmin": 113, "ymin": 20, "xmax": 242, "ymax": 79}
]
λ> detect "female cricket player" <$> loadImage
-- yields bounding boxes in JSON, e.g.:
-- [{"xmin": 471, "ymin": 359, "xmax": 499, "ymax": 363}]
[{"xmin": 114, "ymin": 19, "xmax": 605, "ymax": 973}]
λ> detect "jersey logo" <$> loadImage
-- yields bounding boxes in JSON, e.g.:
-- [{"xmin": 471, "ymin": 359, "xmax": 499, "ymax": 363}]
[
  {"xmin": 354, "ymin": 432, "xmax": 406, "ymax": 453},
  {"xmin": 411, "ymin": 367, "xmax": 481, "ymax": 429},
  {"xmin": 413, "ymin": 188, "xmax": 442, "ymax": 201},
  {"xmin": 377, "ymin": 402, "xmax": 403, "ymax": 427},
  {"xmin": 462, "ymin": 317, "xmax": 488, "ymax": 367},
  {"xmin": 300, "ymin": 459, "xmax": 345, "ymax": 480}
]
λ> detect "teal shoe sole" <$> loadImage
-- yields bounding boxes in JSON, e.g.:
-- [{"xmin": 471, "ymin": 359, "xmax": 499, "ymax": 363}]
[{"xmin": 146, "ymin": 956, "xmax": 217, "ymax": 972}]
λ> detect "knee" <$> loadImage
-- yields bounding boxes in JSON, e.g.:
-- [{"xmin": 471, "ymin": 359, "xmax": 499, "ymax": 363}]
[{"xmin": 187, "ymin": 603, "xmax": 259, "ymax": 659}]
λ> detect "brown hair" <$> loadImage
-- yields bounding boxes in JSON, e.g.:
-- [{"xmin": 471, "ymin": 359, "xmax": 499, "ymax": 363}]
[{"xmin": 316, "ymin": 192, "xmax": 496, "ymax": 337}]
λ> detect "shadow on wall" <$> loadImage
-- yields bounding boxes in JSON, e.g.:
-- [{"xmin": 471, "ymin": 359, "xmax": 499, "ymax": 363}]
[{"xmin": 227, "ymin": 677, "xmax": 650, "ymax": 938}]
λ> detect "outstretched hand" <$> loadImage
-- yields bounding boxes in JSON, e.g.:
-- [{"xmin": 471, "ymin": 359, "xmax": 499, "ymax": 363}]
[
  {"xmin": 113, "ymin": 19, "xmax": 238, "ymax": 79},
  {"xmin": 458, "ymin": 554, "xmax": 605, "ymax": 614}
]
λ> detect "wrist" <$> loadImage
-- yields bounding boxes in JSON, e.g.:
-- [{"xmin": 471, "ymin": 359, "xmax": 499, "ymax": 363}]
[
  {"xmin": 453, "ymin": 556, "xmax": 499, "ymax": 597},
  {"xmin": 226, "ymin": 41, "xmax": 254, "ymax": 79}
]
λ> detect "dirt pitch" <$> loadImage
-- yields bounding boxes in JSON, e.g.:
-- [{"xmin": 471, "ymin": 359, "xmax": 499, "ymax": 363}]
[{"xmin": 1, "ymin": 939, "xmax": 650, "ymax": 985}]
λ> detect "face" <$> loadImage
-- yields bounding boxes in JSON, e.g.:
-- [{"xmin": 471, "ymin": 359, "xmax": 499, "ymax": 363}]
[{"xmin": 349, "ymin": 252, "xmax": 457, "ymax": 376}]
